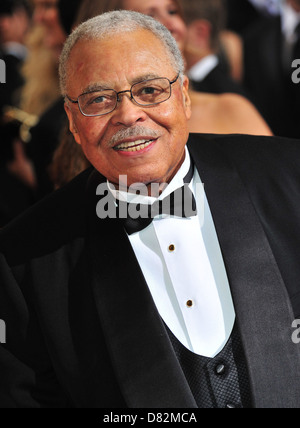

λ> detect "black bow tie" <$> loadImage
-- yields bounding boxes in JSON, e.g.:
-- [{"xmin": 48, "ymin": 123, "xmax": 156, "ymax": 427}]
[{"xmin": 117, "ymin": 162, "xmax": 197, "ymax": 235}]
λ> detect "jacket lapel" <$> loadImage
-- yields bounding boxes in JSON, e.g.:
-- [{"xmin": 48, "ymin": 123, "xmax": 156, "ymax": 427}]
[
  {"xmin": 85, "ymin": 170, "xmax": 197, "ymax": 408},
  {"xmin": 188, "ymin": 134, "xmax": 300, "ymax": 408},
  {"xmin": 84, "ymin": 133, "xmax": 300, "ymax": 408}
]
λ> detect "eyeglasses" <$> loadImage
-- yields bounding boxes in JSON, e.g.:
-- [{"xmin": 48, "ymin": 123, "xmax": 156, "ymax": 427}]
[{"xmin": 66, "ymin": 74, "xmax": 180, "ymax": 117}]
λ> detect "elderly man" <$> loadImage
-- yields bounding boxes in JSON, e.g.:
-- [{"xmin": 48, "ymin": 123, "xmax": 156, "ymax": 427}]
[{"xmin": 1, "ymin": 11, "xmax": 300, "ymax": 409}]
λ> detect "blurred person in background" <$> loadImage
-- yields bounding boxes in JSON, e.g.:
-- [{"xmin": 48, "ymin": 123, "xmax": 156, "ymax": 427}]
[
  {"xmin": 220, "ymin": 27, "xmax": 244, "ymax": 83},
  {"xmin": 0, "ymin": 0, "xmax": 33, "ymax": 227},
  {"xmin": 3, "ymin": 25, "xmax": 62, "ymax": 198},
  {"xmin": 19, "ymin": 25, "xmax": 61, "ymax": 118},
  {"xmin": 32, "ymin": 0, "xmax": 67, "ymax": 61},
  {"xmin": 225, "ymin": 0, "xmax": 281, "ymax": 37},
  {"xmin": 0, "ymin": 0, "xmax": 83, "ymax": 227},
  {"xmin": 249, "ymin": 0, "xmax": 282, "ymax": 16},
  {"xmin": 24, "ymin": 0, "xmax": 83, "ymax": 198},
  {"xmin": 243, "ymin": 0, "xmax": 300, "ymax": 138},
  {"xmin": 0, "ymin": 0, "xmax": 31, "ymax": 113},
  {"xmin": 181, "ymin": 0, "xmax": 246, "ymax": 94},
  {"xmin": 225, "ymin": 0, "xmax": 261, "ymax": 34}
]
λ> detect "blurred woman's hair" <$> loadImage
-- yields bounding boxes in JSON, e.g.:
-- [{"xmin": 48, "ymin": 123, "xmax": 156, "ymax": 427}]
[
  {"xmin": 75, "ymin": 0, "xmax": 119, "ymax": 25},
  {"xmin": 50, "ymin": 124, "xmax": 90, "ymax": 189},
  {"xmin": 20, "ymin": 25, "xmax": 60, "ymax": 116},
  {"xmin": 75, "ymin": 0, "xmax": 185, "ymax": 27}
]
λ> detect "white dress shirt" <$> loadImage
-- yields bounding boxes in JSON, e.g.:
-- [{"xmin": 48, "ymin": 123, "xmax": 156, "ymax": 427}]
[
  {"xmin": 108, "ymin": 148, "xmax": 235, "ymax": 358},
  {"xmin": 187, "ymin": 55, "xmax": 219, "ymax": 83},
  {"xmin": 281, "ymin": 1, "xmax": 300, "ymax": 41},
  {"xmin": 249, "ymin": 0, "xmax": 281, "ymax": 16}
]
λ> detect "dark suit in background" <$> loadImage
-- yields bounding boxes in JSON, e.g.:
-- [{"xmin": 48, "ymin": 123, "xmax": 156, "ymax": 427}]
[
  {"xmin": 26, "ymin": 98, "xmax": 66, "ymax": 198},
  {"xmin": 225, "ymin": 0, "xmax": 261, "ymax": 34},
  {"xmin": 243, "ymin": 16, "xmax": 300, "ymax": 138},
  {"xmin": 190, "ymin": 62, "xmax": 248, "ymax": 96},
  {"xmin": 1, "ymin": 134, "xmax": 300, "ymax": 408},
  {"xmin": 0, "ymin": 47, "xmax": 34, "ymax": 227},
  {"xmin": 0, "ymin": 50, "xmax": 24, "ymax": 115}
]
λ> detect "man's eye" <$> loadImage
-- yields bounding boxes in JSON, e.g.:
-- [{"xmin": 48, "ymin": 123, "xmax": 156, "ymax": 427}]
[
  {"xmin": 89, "ymin": 95, "xmax": 107, "ymax": 105},
  {"xmin": 93, "ymin": 97, "xmax": 105, "ymax": 104},
  {"xmin": 139, "ymin": 86, "xmax": 164, "ymax": 97},
  {"xmin": 141, "ymin": 87, "xmax": 158, "ymax": 95}
]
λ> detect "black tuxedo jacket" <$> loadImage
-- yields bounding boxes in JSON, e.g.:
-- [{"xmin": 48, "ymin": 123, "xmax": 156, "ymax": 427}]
[
  {"xmin": 243, "ymin": 17, "xmax": 300, "ymax": 139},
  {"xmin": 1, "ymin": 134, "xmax": 300, "ymax": 408}
]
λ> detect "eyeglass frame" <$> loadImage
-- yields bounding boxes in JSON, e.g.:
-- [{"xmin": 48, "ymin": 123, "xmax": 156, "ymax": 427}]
[{"xmin": 65, "ymin": 73, "xmax": 181, "ymax": 117}]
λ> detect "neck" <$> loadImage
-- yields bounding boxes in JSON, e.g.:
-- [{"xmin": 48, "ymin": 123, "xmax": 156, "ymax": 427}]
[
  {"xmin": 112, "ymin": 150, "xmax": 187, "ymax": 198},
  {"xmin": 184, "ymin": 45, "xmax": 214, "ymax": 70}
]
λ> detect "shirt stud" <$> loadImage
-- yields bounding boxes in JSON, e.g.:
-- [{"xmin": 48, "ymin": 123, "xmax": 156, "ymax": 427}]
[{"xmin": 168, "ymin": 244, "xmax": 176, "ymax": 252}]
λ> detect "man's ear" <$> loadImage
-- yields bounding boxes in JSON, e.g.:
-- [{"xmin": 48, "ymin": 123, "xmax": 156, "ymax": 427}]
[
  {"xmin": 182, "ymin": 75, "xmax": 192, "ymax": 120},
  {"xmin": 64, "ymin": 103, "xmax": 81, "ymax": 145}
]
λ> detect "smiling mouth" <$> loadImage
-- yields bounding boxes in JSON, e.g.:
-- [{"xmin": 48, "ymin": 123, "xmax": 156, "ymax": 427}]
[{"xmin": 114, "ymin": 139, "xmax": 156, "ymax": 152}]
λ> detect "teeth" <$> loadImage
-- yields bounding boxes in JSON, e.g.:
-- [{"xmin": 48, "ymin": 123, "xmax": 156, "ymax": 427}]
[{"xmin": 115, "ymin": 140, "xmax": 154, "ymax": 152}]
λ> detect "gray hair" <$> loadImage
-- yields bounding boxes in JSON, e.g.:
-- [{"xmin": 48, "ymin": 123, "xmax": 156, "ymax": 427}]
[{"xmin": 59, "ymin": 10, "xmax": 185, "ymax": 96}]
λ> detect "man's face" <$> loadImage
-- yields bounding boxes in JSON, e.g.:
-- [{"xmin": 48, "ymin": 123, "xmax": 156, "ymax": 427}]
[{"xmin": 65, "ymin": 29, "xmax": 191, "ymax": 189}]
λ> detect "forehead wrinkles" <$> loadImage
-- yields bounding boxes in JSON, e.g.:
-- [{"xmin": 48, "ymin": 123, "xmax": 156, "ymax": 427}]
[{"xmin": 65, "ymin": 31, "xmax": 176, "ymax": 92}]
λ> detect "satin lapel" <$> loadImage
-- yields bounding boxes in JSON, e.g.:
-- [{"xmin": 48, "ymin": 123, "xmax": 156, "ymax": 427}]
[
  {"xmin": 84, "ymin": 170, "xmax": 197, "ymax": 409},
  {"xmin": 188, "ymin": 134, "xmax": 300, "ymax": 408}
]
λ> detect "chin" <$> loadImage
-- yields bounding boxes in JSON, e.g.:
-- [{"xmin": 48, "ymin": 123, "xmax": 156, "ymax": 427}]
[{"xmin": 129, "ymin": 173, "xmax": 169, "ymax": 189}]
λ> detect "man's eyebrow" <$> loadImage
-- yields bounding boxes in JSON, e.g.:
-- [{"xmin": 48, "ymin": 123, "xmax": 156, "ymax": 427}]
[
  {"xmin": 131, "ymin": 73, "xmax": 162, "ymax": 84},
  {"xmin": 82, "ymin": 83, "xmax": 112, "ymax": 94},
  {"xmin": 82, "ymin": 74, "xmax": 163, "ymax": 94}
]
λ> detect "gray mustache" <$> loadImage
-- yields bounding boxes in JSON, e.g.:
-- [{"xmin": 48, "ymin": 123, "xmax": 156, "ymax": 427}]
[{"xmin": 109, "ymin": 127, "xmax": 160, "ymax": 147}]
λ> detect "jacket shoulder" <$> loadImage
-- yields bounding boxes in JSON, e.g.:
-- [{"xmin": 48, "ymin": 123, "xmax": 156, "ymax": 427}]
[
  {"xmin": 0, "ymin": 168, "xmax": 93, "ymax": 265},
  {"xmin": 188, "ymin": 132, "xmax": 300, "ymax": 155},
  {"xmin": 188, "ymin": 133, "xmax": 300, "ymax": 180}
]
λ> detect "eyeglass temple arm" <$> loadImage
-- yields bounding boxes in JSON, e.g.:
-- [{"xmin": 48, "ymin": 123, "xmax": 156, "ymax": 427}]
[
  {"xmin": 65, "ymin": 95, "xmax": 79, "ymax": 104},
  {"xmin": 171, "ymin": 73, "xmax": 180, "ymax": 85}
]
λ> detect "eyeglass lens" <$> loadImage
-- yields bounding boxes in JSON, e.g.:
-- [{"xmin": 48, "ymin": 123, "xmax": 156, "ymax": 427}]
[{"xmin": 78, "ymin": 78, "xmax": 172, "ymax": 117}]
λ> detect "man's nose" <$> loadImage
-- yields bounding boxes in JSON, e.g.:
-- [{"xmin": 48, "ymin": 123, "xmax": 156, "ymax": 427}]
[{"xmin": 111, "ymin": 93, "xmax": 147, "ymax": 127}]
